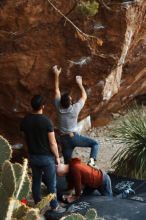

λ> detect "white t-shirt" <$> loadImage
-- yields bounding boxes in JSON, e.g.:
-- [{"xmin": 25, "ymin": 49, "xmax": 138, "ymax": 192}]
[{"xmin": 55, "ymin": 98, "xmax": 85, "ymax": 133}]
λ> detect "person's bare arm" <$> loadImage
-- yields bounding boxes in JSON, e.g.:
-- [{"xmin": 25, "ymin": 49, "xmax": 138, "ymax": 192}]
[
  {"xmin": 20, "ymin": 132, "xmax": 30, "ymax": 159},
  {"xmin": 53, "ymin": 65, "xmax": 62, "ymax": 100},
  {"xmin": 62, "ymin": 189, "xmax": 80, "ymax": 203},
  {"xmin": 76, "ymin": 76, "xmax": 87, "ymax": 102},
  {"xmin": 48, "ymin": 131, "xmax": 60, "ymax": 164},
  {"xmin": 66, "ymin": 194, "xmax": 80, "ymax": 203}
]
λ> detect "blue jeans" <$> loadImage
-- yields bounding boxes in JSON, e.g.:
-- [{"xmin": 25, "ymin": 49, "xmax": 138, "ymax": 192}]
[
  {"xmin": 98, "ymin": 173, "xmax": 113, "ymax": 196},
  {"xmin": 30, "ymin": 154, "xmax": 58, "ymax": 209},
  {"xmin": 60, "ymin": 132, "xmax": 99, "ymax": 164}
]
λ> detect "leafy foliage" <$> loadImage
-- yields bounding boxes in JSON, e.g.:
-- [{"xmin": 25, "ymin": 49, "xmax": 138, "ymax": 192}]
[
  {"xmin": 85, "ymin": 208, "xmax": 97, "ymax": 220},
  {"xmin": 0, "ymin": 135, "xmax": 53, "ymax": 220},
  {"xmin": 111, "ymin": 105, "xmax": 146, "ymax": 179},
  {"xmin": 35, "ymin": 193, "xmax": 56, "ymax": 211},
  {"xmin": 60, "ymin": 208, "xmax": 104, "ymax": 220},
  {"xmin": 76, "ymin": 0, "xmax": 99, "ymax": 17},
  {"xmin": 0, "ymin": 135, "xmax": 12, "ymax": 171}
]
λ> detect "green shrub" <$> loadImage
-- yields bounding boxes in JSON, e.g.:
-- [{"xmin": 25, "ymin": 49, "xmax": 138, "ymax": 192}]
[
  {"xmin": 76, "ymin": 0, "xmax": 99, "ymax": 17},
  {"xmin": 111, "ymin": 105, "xmax": 146, "ymax": 179}
]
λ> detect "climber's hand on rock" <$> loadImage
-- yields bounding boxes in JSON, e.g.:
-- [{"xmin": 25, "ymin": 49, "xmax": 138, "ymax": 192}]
[
  {"xmin": 76, "ymin": 75, "xmax": 82, "ymax": 85},
  {"xmin": 53, "ymin": 65, "xmax": 62, "ymax": 76}
]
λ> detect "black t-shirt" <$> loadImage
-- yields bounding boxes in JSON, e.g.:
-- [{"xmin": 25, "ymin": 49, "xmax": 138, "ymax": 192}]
[{"xmin": 20, "ymin": 113, "xmax": 54, "ymax": 155}]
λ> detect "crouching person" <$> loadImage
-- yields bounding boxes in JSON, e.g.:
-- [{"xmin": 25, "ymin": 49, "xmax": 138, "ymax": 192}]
[{"xmin": 56, "ymin": 158, "xmax": 112, "ymax": 203}]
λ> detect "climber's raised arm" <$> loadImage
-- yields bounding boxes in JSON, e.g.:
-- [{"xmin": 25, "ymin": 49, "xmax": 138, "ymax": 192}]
[
  {"xmin": 53, "ymin": 65, "xmax": 62, "ymax": 100},
  {"xmin": 76, "ymin": 76, "xmax": 87, "ymax": 103}
]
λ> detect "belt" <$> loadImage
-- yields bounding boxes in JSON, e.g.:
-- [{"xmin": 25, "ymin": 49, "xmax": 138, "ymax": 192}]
[{"xmin": 60, "ymin": 132, "xmax": 75, "ymax": 137}]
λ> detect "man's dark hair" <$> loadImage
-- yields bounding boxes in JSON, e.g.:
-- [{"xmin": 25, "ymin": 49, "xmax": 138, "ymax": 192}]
[
  {"xmin": 60, "ymin": 93, "xmax": 71, "ymax": 109},
  {"xmin": 31, "ymin": 95, "xmax": 45, "ymax": 111}
]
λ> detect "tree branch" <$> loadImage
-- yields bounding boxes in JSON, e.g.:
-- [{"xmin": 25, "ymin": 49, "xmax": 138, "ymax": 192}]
[{"xmin": 47, "ymin": 0, "xmax": 99, "ymax": 40}]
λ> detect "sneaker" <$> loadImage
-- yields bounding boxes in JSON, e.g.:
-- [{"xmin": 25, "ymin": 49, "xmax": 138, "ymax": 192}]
[
  {"xmin": 87, "ymin": 158, "xmax": 98, "ymax": 169},
  {"xmin": 51, "ymin": 205, "xmax": 66, "ymax": 213}
]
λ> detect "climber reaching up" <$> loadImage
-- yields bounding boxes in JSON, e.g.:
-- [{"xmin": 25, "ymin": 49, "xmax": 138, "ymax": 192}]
[{"xmin": 53, "ymin": 65, "xmax": 100, "ymax": 167}]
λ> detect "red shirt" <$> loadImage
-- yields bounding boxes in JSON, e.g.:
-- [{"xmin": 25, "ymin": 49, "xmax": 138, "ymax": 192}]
[{"xmin": 67, "ymin": 158, "xmax": 103, "ymax": 196}]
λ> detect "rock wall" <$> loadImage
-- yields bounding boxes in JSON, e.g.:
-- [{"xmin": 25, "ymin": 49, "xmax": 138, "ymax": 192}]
[{"xmin": 0, "ymin": 0, "xmax": 146, "ymax": 142}]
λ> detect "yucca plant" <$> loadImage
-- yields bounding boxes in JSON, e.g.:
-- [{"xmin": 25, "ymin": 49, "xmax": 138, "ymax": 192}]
[{"xmin": 111, "ymin": 105, "xmax": 146, "ymax": 179}]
